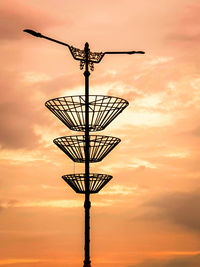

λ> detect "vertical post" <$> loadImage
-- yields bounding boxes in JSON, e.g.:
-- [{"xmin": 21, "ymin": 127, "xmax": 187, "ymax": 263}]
[{"xmin": 83, "ymin": 42, "xmax": 91, "ymax": 267}]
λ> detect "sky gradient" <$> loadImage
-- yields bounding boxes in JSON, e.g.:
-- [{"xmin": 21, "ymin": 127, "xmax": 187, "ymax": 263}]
[{"xmin": 1, "ymin": 0, "xmax": 200, "ymax": 266}]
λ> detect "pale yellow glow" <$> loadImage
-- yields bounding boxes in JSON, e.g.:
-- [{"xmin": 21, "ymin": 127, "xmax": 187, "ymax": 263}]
[
  {"xmin": 100, "ymin": 185, "xmax": 139, "ymax": 196},
  {"xmin": 191, "ymin": 77, "xmax": 200, "ymax": 91},
  {"xmin": 33, "ymin": 124, "xmax": 64, "ymax": 147},
  {"xmin": 144, "ymin": 56, "xmax": 173, "ymax": 66},
  {"xmin": 135, "ymin": 93, "xmax": 164, "ymax": 108},
  {"xmin": 101, "ymin": 158, "xmax": 157, "ymax": 173},
  {"xmin": 151, "ymin": 250, "xmax": 200, "ymax": 256},
  {"xmin": 129, "ymin": 110, "xmax": 172, "ymax": 127},
  {"xmin": 0, "ymin": 259, "xmax": 41, "ymax": 265},
  {"xmin": 112, "ymin": 109, "xmax": 172, "ymax": 128},
  {"xmin": 165, "ymin": 152, "xmax": 189, "ymax": 158},
  {"xmin": 129, "ymin": 159, "xmax": 157, "ymax": 169},
  {"xmin": 7, "ymin": 199, "xmax": 114, "ymax": 208},
  {"xmin": 0, "ymin": 150, "xmax": 48, "ymax": 164},
  {"xmin": 62, "ymin": 83, "xmax": 115, "ymax": 96},
  {"xmin": 41, "ymin": 184, "xmax": 64, "ymax": 190},
  {"xmin": 15, "ymin": 199, "xmax": 83, "ymax": 208}
]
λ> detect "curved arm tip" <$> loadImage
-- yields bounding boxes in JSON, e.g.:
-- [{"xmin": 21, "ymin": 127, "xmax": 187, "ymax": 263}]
[
  {"xmin": 129, "ymin": 51, "xmax": 145, "ymax": 54},
  {"xmin": 23, "ymin": 29, "xmax": 42, "ymax": 37}
]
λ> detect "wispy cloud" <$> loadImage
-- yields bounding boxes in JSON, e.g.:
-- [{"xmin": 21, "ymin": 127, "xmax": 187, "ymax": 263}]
[
  {"xmin": 128, "ymin": 253, "xmax": 200, "ymax": 267},
  {"xmin": 0, "ymin": 258, "xmax": 41, "ymax": 265},
  {"xmin": 0, "ymin": 199, "xmax": 116, "ymax": 209},
  {"xmin": 99, "ymin": 185, "xmax": 139, "ymax": 196}
]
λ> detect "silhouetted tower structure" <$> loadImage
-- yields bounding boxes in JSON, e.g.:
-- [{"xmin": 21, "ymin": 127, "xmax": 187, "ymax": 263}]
[{"xmin": 24, "ymin": 29, "xmax": 144, "ymax": 267}]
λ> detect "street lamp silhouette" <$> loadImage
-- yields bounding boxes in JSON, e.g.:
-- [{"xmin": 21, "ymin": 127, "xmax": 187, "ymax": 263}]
[{"xmin": 24, "ymin": 29, "xmax": 145, "ymax": 267}]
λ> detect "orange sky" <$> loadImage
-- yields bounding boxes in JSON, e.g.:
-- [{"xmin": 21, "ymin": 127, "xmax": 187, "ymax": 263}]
[{"xmin": 1, "ymin": 0, "xmax": 200, "ymax": 266}]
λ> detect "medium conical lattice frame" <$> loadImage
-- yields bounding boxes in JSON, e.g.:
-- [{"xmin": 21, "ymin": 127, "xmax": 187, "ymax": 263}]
[
  {"xmin": 62, "ymin": 173, "xmax": 112, "ymax": 194},
  {"xmin": 45, "ymin": 95, "xmax": 129, "ymax": 132},
  {"xmin": 54, "ymin": 135, "xmax": 120, "ymax": 163}
]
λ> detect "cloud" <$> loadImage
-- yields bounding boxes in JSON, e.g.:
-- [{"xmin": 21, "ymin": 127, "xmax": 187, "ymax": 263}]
[
  {"xmin": 0, "ymin": 1, "xmax": 64, "ymax": 40},
  {"xmin": 167, "ymin": 1, "xmax": 200, "ymax": 47},
  {"xmin": 0, "ymin": 69, "xmax": 57, "ymax": 149},
  {"xmin": 99, "ymin": 185, "xmax": 139, "ymax": 196},
  {"xmin": 0, "ymin": 101, "xmax": 40, "ymax": 149},
  {"xmin": 32, "ymin": 72, "xmax": 82, "ymax": 95},
  {"xmin": 0, "ymin": 65, "xmax": 84, "ymax": 150},
  {"xmin": 191, "ymin": 125, "xmax": 200, "ymax": 137},
  {"xmin": 0, "ymin": 258, "xmax": 41, "ymax": 265},
  {"xmin": 0, "ymin": 199, "xmax": 116, "ymax": 209},
  {"xmin": 0, "ymin": 199, "xmax": 19, "ymax": 210},
  {"xmin": 140, "ymin": 190, "xmax": 200, "ymax": 232},
  {"xmin": 129, "ymin": 254, "xmax": 200, "ymax": 267}
]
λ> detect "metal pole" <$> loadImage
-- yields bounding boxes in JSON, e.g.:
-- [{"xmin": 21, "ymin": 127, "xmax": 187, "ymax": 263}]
[
  {"xmin": 83, "ymin": 42, "xmax": 91, "ymax": 267},
  {"xmin": 23, "ymin": 29, "xmax": 145, "ymax": 267}
]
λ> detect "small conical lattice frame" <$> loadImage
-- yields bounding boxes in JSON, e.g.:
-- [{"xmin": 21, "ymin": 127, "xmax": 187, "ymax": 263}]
[
  {"xmin": 45, "ymin": 95, "xmax": 129, "ymax": 132},
  {"xmin": 62, "ymin": 173, "xmax": 112, "ymax": 194},
  {"xmin": 54, "ymin": 135, "xmax": 120, "ymax": 163}
]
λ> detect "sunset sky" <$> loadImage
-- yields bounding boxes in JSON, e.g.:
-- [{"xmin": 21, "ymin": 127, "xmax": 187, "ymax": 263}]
[{"xmin": 1, "ymin": 0, "xmax": 200, "ymax": 266}]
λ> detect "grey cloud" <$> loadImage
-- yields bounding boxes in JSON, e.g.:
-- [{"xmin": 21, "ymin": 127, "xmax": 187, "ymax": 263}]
[
  {"xmin": 141, "ymin": 189, "xmax": 200, "ymax": 233},
  {"xmin": 191, "ymin": 125, "xmax": 200, "ymax": 137},
  {"xmin": 167, "ymin": 2, "xmax": 200, "ymax": 45},
  {"xmin": 128, "ymin": 254, "xmax": 200, "ymax": 267},
  {"xmin": 34, "ymin": 72, "xmax": 82, "ymax": 95},
  {"xmin": 0, "ymin": 67, "xmax": 83, "ymax": 149},
  {"xmin": 168, "ymin": 33, "xmax": 200, "ymax": 42},
  {"xmin": 0, "ymin": 199, "xmax": 19, "ymax": 211},
  {"xmin": 0, "ymin": 102, "xmax": 40, "ymax": 149},
  {"xmin": 0, "ymin": 1, "xmax": 64, "ymax": 40},
  {"xmin": 0, "ymin": 69, "xmax": 47, "ymax": 149}
]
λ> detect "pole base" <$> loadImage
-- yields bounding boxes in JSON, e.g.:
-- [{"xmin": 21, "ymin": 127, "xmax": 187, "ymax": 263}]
[{"xmin": 83, "ymin": 260, "xmax": 91, "ymax": 267}]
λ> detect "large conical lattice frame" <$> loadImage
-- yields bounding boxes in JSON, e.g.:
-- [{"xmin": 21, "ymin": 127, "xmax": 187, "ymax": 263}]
[
  {"xmin": 54, "ymin": 135, "xmax": 121, "ymax": 163},
  {"xmin": 62, "ymin": 173, "xmax": 112, "ymax": 194},
  {"xmin": 45, "ymin": 95, "xmax": 129, "ymax": 132}
]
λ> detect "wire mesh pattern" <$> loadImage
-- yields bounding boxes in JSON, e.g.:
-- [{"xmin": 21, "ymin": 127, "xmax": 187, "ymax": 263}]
[
  {"xmin": 54, "ymin": 135, "xmax": 121, "ymax": 163},
  {"xmin": 62, "ymin": 173, "xmax": 112, "ymax": 194},
  {"xmin": 45, "ymin": 95, "xmax": 129, "ymax": 132}
]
